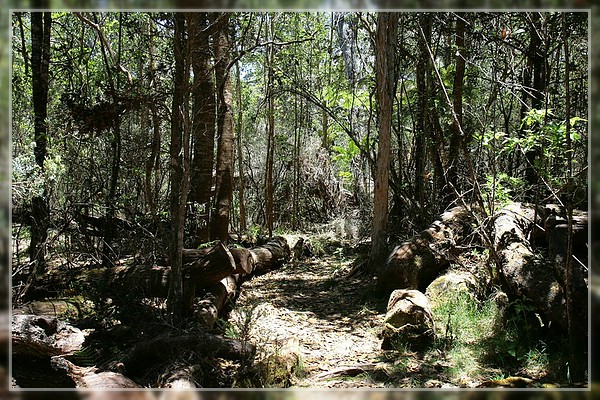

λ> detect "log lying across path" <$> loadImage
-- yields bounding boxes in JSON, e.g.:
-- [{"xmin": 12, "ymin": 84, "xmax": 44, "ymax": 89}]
[
  {"xmin": 377, "ymin": 206, "xmax": 476, "ymax": 294},
  {"xmin": 377, "ymin": 201, "xmax": 588, "ymax": 338},
  {"xmin": 12, "ymin": 237, "xmax": 291, "ymax": 388},
  {"xmin": 193, "ymin": 236, "xmax": 291, "ymax": 329},
  {"xmin": 21, "ymin": 237, "xmax": 290, "ymax": 302}
]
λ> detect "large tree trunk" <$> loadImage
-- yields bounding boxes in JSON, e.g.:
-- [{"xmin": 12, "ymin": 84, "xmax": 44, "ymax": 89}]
[
  {"xmin": 189, "ymin": 12, "xmax": 216, "ymax": 244},
  {"xmin": 211, "ymin": 13, "xmax": 235, "ymax": 243},
  {"xmin": 29, "ymin": 11, "xmax": 51, "ymax": 279},
  {"xmin": 22, "ymin": 242, "xmax": 246, "ymax": 300},
  {"xmin": 194, "ymin": 237, "xmax": 291, "ymax": 329},
  {"xmin": 368, "ymin": 12, "xmax": 399, "ymax": 272}
]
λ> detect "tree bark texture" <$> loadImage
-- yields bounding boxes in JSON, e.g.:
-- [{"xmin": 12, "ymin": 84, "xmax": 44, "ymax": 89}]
[
  {"xmin": 166, "ymin": 12, "xmax": 189, "ymax": 324},
  {"xmin": 23, "ymin": 242, "xmax": 242, "ymax": 300},
  {"xmin": 211, "ymin": 13, "xmax": 235, "ymax": 243},
  {"xmin": 50, "ymin": 357, "xmax": 141, "ymax": 388},
  {"xmin": 12, "ymin": 314, "xmax": 85, "ymax": 358},
  {"xmin": 189, "ymin": 12, "xmax": 216, "ymax": 243},
  {"xmin": 522, "ymin": 12, "xmax": 548, "ymax": 192},
  {"xmin": 414, "ymin": 13, "xmax": 429, "ymax": 210},
  {"xmin": 122, "ymin": 332, "xmax": 255, "ymax": 375},
  {"xmin": 29, "ymin": 12, "xmax": 51, "ymax": 277},
  {"xmin": 21, "ymin": 238, "xmax": 290, "ymax": 302},
  {"xmin": 446, "ymin": 12, "xmax": 467, "ymax": 202},
  {"xmin": 493, "ymin": 203, "xmax": 587, "ymax": 337},
  {"xmin": 235, "ymin": 63, "xmax": 247, "ymax": 233},
  {"xmin": 377, "ymin": 206, "xmax": 475, "ymax": 294},
  {"xmin": 264, "ymin": 17, "xmax": 276, "ymax": 237},
  {"xmin": 191, "ymin": 237, "xmax": 290, "ymax": 329},
  {"xmin": 368, "ymin": 12, "xmax": 399, "ymax": 272}
]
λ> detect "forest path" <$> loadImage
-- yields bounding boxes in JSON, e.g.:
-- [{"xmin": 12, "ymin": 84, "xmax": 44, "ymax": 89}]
[{"xmin": 233, "ymin": 239, "xmax": 391, "ymax": 388}]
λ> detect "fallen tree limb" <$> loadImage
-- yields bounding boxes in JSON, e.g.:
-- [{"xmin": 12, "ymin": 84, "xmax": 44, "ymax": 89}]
[
  {"xmin": 50, "ymin": 356, "xmax": 140, "ymax": 388},
  {"xmin": 194, "ymin": 275, "xmax": 240, "ymax": 329},
  {"xmin": 315, "ymin": 362, "xmax": 391, "ymax": 379}
]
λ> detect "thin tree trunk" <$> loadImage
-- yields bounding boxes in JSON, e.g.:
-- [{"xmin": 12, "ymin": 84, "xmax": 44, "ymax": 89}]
[
  {"xmin": 264, "ymin": 15, "xmax": 275, "ymax": 237},
  {"xmin": 368, "ymin": 12, "xmax": 398, "ymax": 271},
  {"xmin": 211, "ymin": 13, "xmax": 235, "ymax": 243},
  {"xmin": 144, "ymin": 21, "xmax": 161, "ymax": 217},
  {"xmin": 167, "ymin": 13, "xmax": 189, "ymax": 325},
  {"xmin": 414, "ymin": 13, "xmax": 429, "ymax": 212},
  {"xmin": 29, "ymin": 11, "xmax": 51, "ymax": 279},
  {"xmin": 235, "ymin": 63, "xmax": 247, "ymax": 233},
  {"xmin": 562, "ymin": 13, "xmax": 584, "ymax": 383},
  {"xmin": 446, "ymin": 12, "xmax": 466, "ymax": 202},
  {"xmin": 522, "ymin": 12, "xmax": 547, "ymax": 194}
]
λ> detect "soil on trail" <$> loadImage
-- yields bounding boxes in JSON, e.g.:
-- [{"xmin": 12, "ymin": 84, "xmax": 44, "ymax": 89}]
[{"xmin": 233, "ymin": 243, "xmax": 391, "ymax": 388}]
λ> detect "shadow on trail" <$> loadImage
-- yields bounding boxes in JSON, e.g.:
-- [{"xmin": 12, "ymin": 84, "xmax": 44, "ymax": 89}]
[{"xmin": 246, "ymin": 256, "xmax": 388, "ymax": 327}]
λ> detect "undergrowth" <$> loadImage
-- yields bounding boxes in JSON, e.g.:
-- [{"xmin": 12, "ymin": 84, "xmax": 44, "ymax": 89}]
[{"xmin": 423, "ymin": 288, "xmax": 570, "ymax": 385}]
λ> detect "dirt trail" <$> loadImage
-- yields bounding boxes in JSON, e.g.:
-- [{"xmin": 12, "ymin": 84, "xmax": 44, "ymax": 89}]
[{"xmin": 233, "ymin": 243, "xmax": 391, "ymax": 388}]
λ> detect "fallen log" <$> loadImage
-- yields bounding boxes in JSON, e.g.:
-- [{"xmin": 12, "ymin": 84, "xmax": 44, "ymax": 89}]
[
  {"xmin": 12, "ymin": 314, "xmax": 86, "ymax": 357},
  {"xmin": 13, "ymin": 298, "xmax": 95, "ymax": 322},
  {"xmin": 493, "ymin": 202, "xmax": 587, "ymax": 333},
  {"xmin": 194, "ymin": 237, "xmax": 291, "ymax": 329},
  {"xmin": 248, "ymin": 236, "xmax": 291, "ymax": 276},
  {"xmin": 21, "ymin": 242, "xmax": 244, "ymax": 300},
  {"xmin": 377, "ymin": 206, "xmax": 475, "ymax": 294},
  {"xmin": 122, "ymin": 332, "xmax": 255, "ymax": 375},
  {"xmin": 194, "ymin": 275, "xmax": 239, "ymax": 329}
]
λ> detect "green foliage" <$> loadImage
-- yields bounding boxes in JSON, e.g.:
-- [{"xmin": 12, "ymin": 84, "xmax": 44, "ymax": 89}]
[
  {"xmin": 197, "ymin": 240, "xmax": 220, "ymax": 249},
  {"xmin": 332, "ymin": 139, "xmax": 359, "ymax": 185},
  {"xmin": 432, "ymin": 289, "xmax": 499, "ymax": 349},
  {"xmin": 518, "ymin": 109, "xmax": 586, "ymax": 156},
  {"xmin": 482, "ymin": 173, "xmax": 526, "ymax": 207}
]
